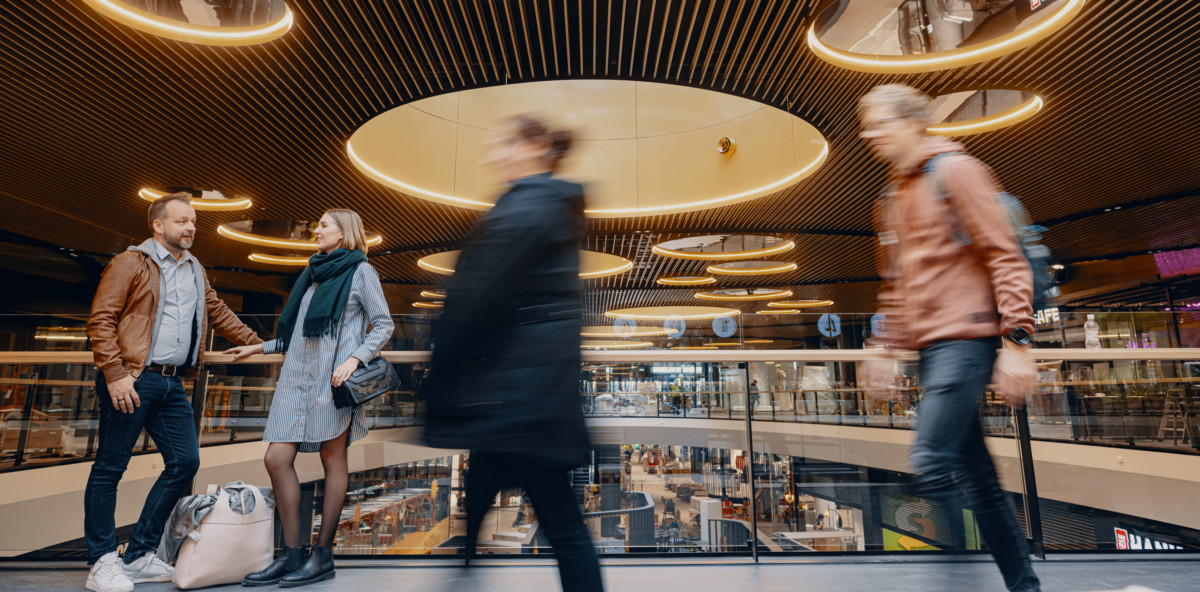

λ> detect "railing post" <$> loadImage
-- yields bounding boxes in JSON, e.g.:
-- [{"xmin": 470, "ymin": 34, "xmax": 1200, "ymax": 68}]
[
  {"xmin": 740, "ymin": 362, "xmax": 759, "ymax": 563},
  {"xmin": 1013, "ymin": 405, "xmax": 1046, "ymax": 559},
  {"xmin": 13, "ymin": 371, "xmax": 40, "ymax": 468},
  {"xmin": 190, "ymin": 364, "xmax": 210, "ymax": 494}
]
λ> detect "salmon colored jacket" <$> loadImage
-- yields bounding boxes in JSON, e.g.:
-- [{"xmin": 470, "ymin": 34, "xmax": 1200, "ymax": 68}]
[{"xmin": 871, "ymin": 136, "xmax": 1034, "ymax": 351}]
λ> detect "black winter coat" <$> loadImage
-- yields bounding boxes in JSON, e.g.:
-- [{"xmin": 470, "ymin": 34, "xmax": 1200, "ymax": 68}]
[{"xmin": 420, "ymin": 173, "xmax": 591, "ymax": 469}]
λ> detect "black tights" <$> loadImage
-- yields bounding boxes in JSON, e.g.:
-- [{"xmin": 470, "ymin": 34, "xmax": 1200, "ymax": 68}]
[{"xmin": 263, "ymin": 428, "xmax": 350, "ymax": 548}]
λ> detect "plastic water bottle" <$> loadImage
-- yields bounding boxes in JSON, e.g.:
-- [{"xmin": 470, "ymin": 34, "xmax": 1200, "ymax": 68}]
[{"xmin": 1084, "ymin": 314, "xmax": 1101, "ymax": 350}]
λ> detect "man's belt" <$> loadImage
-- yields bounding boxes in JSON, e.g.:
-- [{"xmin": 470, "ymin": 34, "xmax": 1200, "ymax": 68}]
[{"xmin": 144, "ymin": 364, "xmax": 194, "ymax": 378}]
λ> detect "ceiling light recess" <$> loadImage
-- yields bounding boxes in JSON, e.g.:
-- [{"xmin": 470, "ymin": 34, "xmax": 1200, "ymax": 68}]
[
  {"xmin": 767, "ymin": 300, "xmax": 834, "ymax": 308},
  {"xmin": 418, "ymin": 250, "xmax": 632, "ymax": 279},
  {"xmin": 695, "ymin": 288, "xmax": 794, "ymax": 301},
  {"xmin": 81, "ymin": 0, "xmax": 295, "ymax": 46},
  {"xmin": 806, "ymin": 0, "xmax": 1086, "ymax": 74},
  {"xmin": 140, "ymin": 188, "xmax": 253, "ymax": 211},
  {"xmin": 218, "ymin": 221, "xmax": 383, "ymax": 250},
  {"xmin": 657, "ymin": 276, "xmax": 717, "ymax": 286},
  {"xmin": 604, "ymin": 306, "xmax": 740, "ymax": 321},
  {"xmin": 707, "ymin": 261, "xmax": 798, "ymax": 276},
  {"xmin": 248, "ymin": 253, "xmax": 309, "ymax": 266},
  {"xmin": 927, "ymin": 95, "xmax": 1044, "ymax": 137},
  {"xmin": 653, "ymin": 235, "xmax": 795, "ymax": 261}
]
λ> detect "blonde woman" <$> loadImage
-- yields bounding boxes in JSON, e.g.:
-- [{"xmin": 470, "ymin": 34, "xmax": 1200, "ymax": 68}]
[{"xmin": 226, "ymin": 209, "xmax": 393, "ymax": 587}]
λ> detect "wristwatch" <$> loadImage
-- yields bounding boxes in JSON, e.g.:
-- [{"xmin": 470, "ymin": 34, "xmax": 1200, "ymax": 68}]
[{"xmin": 1005, "ymin": 327, "xmax": 1033, "ymax": 346}]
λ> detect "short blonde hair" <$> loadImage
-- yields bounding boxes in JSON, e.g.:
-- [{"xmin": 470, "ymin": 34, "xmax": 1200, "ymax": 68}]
[
  {"xmin": 323, "ymin": 209, "xmax": 369, "ymax": 254},
  {"xmin": 858, "ymin": 84, "xmax": 932, "ymax": 126}
]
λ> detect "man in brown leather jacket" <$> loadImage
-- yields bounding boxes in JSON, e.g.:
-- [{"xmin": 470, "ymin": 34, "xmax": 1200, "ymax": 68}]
[
  {"xmin": 83, "ymin": 192, "xmax": 262, "ymax": 592},
  {"xmin": 860, "ymin": 85, "xmax": 1040, "ymax": 592}
]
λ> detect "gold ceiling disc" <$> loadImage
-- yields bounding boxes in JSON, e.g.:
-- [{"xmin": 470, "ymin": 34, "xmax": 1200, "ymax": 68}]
[{"xmin": 417, "ymin": 250, "xmax": 632, "ymax": 279}]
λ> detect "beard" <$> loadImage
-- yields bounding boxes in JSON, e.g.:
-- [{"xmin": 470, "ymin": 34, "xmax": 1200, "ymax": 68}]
[{"xmin": 164, "ymin": 230, "xmax": 194, "ymax": 252}]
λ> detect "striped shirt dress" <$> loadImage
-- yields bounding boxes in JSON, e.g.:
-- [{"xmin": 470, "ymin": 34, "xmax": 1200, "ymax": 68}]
[{"xmin": 261, "ymin": 263, "xmax": 394, "ymax": 452}]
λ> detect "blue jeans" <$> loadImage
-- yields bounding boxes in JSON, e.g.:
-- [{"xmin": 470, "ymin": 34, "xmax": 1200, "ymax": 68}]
[
  {"xmin": 912, "ymin": 338, "xmax": 1040, "ymax": 592},
  {"xmin": 85, "ymin": 372, "xmax": 200, "ymax": 564}
]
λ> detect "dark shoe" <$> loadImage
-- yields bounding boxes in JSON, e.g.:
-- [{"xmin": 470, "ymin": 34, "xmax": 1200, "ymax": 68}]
[
  {"xmin": 279, "ymin": 545, "xmax": 334, "ymax": 588},
  {"xmin": 242, "ymin": 546, "xmax": 306, "ymax": 587}
]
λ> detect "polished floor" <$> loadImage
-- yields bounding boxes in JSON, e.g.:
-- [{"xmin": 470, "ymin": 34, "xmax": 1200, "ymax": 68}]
[{"xmin": 2, "ymin": 556, "xmax": 1193, "ymax": 592}]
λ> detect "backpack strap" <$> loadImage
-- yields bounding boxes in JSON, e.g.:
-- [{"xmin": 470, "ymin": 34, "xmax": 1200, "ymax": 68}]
[{"xmin": 923, "ymin": 152, "xmax": 973, "ymax": 247}]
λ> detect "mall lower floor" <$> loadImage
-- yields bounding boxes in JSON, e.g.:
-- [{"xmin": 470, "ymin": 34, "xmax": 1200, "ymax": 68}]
[{"xmin": 3, "ymin": 555, "xmax": 1194, "ymax": 592}]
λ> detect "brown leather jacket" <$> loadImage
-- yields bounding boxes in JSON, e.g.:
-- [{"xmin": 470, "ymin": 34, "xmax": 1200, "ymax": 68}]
[
  {"xmin": 872, "ymin": 137, "xmax": 1034, "ymax": 351},
  {"xmin": 87, "ymin": 240, "xmax": 263, "ymax": 383}
]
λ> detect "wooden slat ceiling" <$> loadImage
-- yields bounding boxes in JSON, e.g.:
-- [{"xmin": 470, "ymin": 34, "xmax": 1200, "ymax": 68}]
[{"xmin": 1, "ymin": 0, "xmax": 1198, "ymax": 315}]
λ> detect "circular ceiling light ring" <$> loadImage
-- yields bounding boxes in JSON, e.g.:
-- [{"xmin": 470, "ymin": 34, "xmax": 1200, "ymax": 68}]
[
  {"xmin": 756, "ymin": 309, "xmax": 801, "ymax": 315},
  {"xmin": 744, "ymin": 339, "xmax": 775, "ymax": 344},
  {"xmin": 581, "ymin": 326, "xmax": 674, "ymax": 338},
  {"xmin": 652, "ymin": 235, "xmax": 795, "ymax": 261},
  {"xmin": 695, "ymin": 288, "xmax": 794, "ymax": 301},
  {"xmin": 417, "ymin": 250, "xmax": 632, "ymax": 279},
  {"xmin": 140, "ymin": 188, "xmax": 253, "ymax": 211},
  {"xmin": 767, "ymin": 299, "xmax": 834, "ymax": 308},
  {"xmin": 412, "ymin": 301, "xmax": 444, "ymax": 309},
  {"xmin": 672, "ymin": 346, "xmax": 719, "ymax": 350},
  {"xmin": 707, "ymin": 261, "xmax": 798, "ymax": 276},
  {"xmin": 927, "ymin": 94, "xmax": 1044, "ymax": 137},
  {"xmin": 806, "ymin": 0, "xmax": 1086, "ymax": 74},
  {"xmin": 657, "ymin": 276, "xmax": 717, "ymax": 286},
  {"xmin": 81, "ymin": 0, "xmax": 295, "ymax": 46},
  {"xmin": 218, "ymin": 222, "xmax": 383, "ymax": 250},
  {"xmin": 248, "ymin": 253, "xmax": 309, "ymax": 266},
  {"xmin": 604, "ymin": 306, "xmax": 740, "ymax": 321},
  {"xmin": 419, "ymin": 289, "xmax": 447, "ymax": 299},
  {"xmin": 581, "ymin": 340, "xmax": 655, "ymax": 350}
]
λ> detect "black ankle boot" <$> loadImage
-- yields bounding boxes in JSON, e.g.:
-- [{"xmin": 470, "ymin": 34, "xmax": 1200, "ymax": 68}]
[
  {"xmin": 242, "ymin": 545, "xmax": 306, "ymax": 586},
  {"xmin": 279, "ymin": 544, "xmax": 334, "ymax": 588}
]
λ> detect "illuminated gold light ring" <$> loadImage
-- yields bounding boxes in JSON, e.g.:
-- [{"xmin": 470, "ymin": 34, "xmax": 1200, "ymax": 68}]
[
  {"xmin": 707, "ymin": 262, "xmax": 798, "ymax": 276},
  {"xmin": 653, "ymin": 238, "xmax": 795, "ymax": 261},
  {"xmin": 140, "ymin": 188, "xmax": 253, "ymax": 211},
  {"xmin": 581, "ymin": 326, "xmax": 674, "ymax": 338},
  {"xmin": 581, "ymin": 340, "xmax": 655, "ymax": 350},
  {"xmin": 657, "ymin": 276, "xmax": 717, "ymax": 286},
  {"xmin": 218, "ymin": 224, "xmax": 383, "ymax": 250},
  {"xmin": 418, "ymin": 250, "xmax": 632, "ymax": 279},
  {"xmin": 248, "ymin": 253, "xmax": 309, "ymax": 266},
  {"xmin": 756, "ymin": 309, "xmax": 801, "ymax": 315},
  {"xmin": 412, "ymin": 301, "xmax": 444, "ymax": 309},
  {"xmin": 928, "ymin": 95, "xmax": 1044, "ymax": 137},
  {"xmin": 767, "ymin": 299, "xmax": 834, "ymax": 308},
  {"xmin": 81, "ymin": 0, "xmax": 294, "ymax": 46},
  {"xmin": 420, "ymin": 290, "xmax": 446, "ymax": 299},
  {"xmin": 605, "ymin": 306, "xmax": 740, "ymax": 321},
  {"xmin": 744, "ymin": 339, "xmax": 774, "ymax": 344},
  {"xmin": 806, "ymin": 0, "xmax": 1086, "ymax": 74},
  {"xmin": 695, "ymin": 289, "xmax": 793, "ymax": 301},
  {"xmin": 673, "ymin": 346, "xmax": 719, "ymax": 350}
]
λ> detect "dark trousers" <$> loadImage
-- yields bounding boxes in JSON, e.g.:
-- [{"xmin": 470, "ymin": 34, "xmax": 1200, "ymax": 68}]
[
  {"xmin": 85, "ymin": 372, "xmax": 200, "ymax": 564},
  {"xmin": 465, "ymin": 452, "xmax": 603, "ymax": 592},
  {"xmin": 912, "ymin": 338, "xmax": 1040, "ymax": 592}
]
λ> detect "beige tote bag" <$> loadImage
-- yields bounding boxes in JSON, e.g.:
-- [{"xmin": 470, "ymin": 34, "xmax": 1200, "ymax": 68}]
[{"xmin": 172, "ymin": 484, "xmax": 273, "ymax": 589}]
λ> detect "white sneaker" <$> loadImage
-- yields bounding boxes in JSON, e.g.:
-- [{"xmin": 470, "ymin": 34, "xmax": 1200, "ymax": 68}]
[
  {"xmin": 85, "ymin": 552, "xmax": 134, "ymax": 592},
  {"xmin": 122, "ymin": 551, "xmax": 174, "ymax": 583}
]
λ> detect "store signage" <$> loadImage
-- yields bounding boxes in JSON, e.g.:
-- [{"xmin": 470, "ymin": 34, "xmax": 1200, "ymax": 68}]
[
  {"xmin": 1034, "ymin": 307, "xmax": 1060, "ymax": 326},
  {"xmin": 870, "ymin": 313, "xmax": 886, "ymax": 337},
  {"xmin": 1114, "ymin": 528, "xmax": 1182, "ymax": 551},
  {"xmin": 712, "ymin": 316, "xmax": 738, "ymax": 338},
  {"xmin": 818, "ymin": 313, "xmax": 841, "ymax": 338}
]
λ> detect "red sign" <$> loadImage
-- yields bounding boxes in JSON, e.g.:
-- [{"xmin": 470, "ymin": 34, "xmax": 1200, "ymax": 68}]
[
  {"xmin": 1114, "ymin": 528, "xmax": 1129, "ymax": 550},
  {"xmin": 1030, "ymin": 0, "xmax": 1043, "ymax": 8}
]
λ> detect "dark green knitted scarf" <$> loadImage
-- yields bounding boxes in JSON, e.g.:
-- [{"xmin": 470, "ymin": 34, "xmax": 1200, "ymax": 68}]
[{"xmin": 276, "ymin": 248, "xmax": 366, "ymax": 346}]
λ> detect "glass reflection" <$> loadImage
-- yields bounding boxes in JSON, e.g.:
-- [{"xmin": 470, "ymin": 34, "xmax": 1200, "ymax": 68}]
[{"xmin": 120, "ymin": 0, "xmax": 287, "ymax": 27}]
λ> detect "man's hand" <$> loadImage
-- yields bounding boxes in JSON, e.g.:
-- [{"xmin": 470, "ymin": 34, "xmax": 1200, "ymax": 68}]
[
  {"xmin": 861, "ymin": 351, "xmax": 902, "ymax": 402},
  {"xmin": 224, "ymin": 343, "xmax": 264, "ymax": 362},
  {"xmin": 107, "ymin": 375, "xmax": 140, "ymax": 414},
  {"xmin": 993, "ymin": 340, "xmax": 1036, "ymax": 408},
  {"xmin": 332, "ymin": 357, "xmax": 362, "ymax": 387}
]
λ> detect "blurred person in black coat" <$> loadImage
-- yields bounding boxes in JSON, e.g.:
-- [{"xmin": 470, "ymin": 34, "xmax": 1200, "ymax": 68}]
[{"xmin": 421, "ymin": 113, "xmax": 602, "ymax": 592}]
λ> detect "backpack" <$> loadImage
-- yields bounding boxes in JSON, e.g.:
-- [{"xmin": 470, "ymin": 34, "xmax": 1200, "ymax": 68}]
[{"xmin": 924, "ymin": 152, "xmax": 1058, "ymax": 313}]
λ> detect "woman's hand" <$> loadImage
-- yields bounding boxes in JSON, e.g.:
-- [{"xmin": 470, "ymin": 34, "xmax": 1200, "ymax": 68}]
[
  {"xmin": 332, "ymin": 357, "xmax": 362, "ymax": 387},
  {"xmin": 224, "ymin": 343, "xmax": 264, "ymax": 362}
]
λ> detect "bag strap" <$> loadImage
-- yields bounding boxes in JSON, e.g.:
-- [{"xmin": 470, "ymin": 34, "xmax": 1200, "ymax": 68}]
[{"xmin": 923, "ymin": 152, "xmax": 974, "ymax": 247}]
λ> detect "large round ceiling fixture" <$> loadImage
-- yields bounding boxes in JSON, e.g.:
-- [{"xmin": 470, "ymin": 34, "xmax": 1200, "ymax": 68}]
[
  {"xmin": 218, "ymin": 220, "xmax": 383, "ymax": 250},
  {"xmin": 347, "ymin": 80, "xmax": 828, "ymax": 218},
  {"xmin": 604, "ymin": 306, "xmax": 740, "ymax": 321},
  {"xmin": 707, "ymin": 261, "xmax": 797, "ymax": 276},
  {"xmin": 807, "ymin": 0, "xmax": 1085, "ymax": 73},
  {"xmin": 139, "ymin": 188, "xmax": 252, "ymax": 211},
  {"xmin": 926, "ymin": 90, "xmax": 1044, "ymax": 137},
  {"xmin": 417, "ymin": 250, "xmax": 632, "ymax": 279},
  {"xmin": 656, "ymin": 276, "xmax": 717, "ymax": 286},
  {"xmin": 695, "ymin": 288, "xmax": 793, "ymax": 301},
  {"xmin": 653, "ymin": 235, "xmax": 794, "ymax": 260},
  {"xmin": 247, "ymin": 253, "xmax": 308, "ymax": 266},
  {"xmin": 767, "ymin": 299, "xmax": 834, "ymax": 308},
  {"xmin": 581, "ymin": 340, "xmax": 655, "ymax": 350},
  {"xmin": 82, "ymin": 0, "xmax": 294, "ymax": 46},
  {"xmin": 581, "ymin": 326, "xmax": 674, "ymax": 338}
]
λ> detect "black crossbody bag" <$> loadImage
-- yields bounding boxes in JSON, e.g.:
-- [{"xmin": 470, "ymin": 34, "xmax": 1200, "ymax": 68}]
[{"xmin": 332, "ymin": 356, "xmax": 401, "ymax": 409}]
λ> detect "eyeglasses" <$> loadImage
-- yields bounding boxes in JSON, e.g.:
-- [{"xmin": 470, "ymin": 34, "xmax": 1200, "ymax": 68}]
[{"xmin": 861, "ymin": 114, "xmax": 908, "ymax": 133}]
